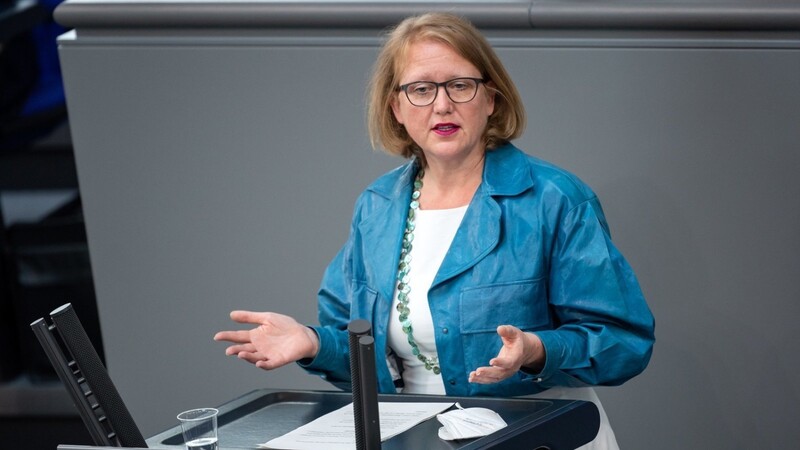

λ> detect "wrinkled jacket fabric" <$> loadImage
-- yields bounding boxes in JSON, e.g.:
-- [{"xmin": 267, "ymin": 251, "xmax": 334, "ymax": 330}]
[{"xmin": 301, "ymin": 143, "xmax": 655, "ymax": 396}]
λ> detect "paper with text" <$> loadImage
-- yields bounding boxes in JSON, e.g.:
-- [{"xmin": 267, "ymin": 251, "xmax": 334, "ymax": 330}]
[{"xmin": 260, "ymin": 401, "xmax": 455, "ymax": 450}]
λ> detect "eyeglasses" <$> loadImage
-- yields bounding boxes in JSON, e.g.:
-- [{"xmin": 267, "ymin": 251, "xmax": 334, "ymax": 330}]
[{"xmin": 397, "ymin": 77, "xmax": 485, "ymax": 107}]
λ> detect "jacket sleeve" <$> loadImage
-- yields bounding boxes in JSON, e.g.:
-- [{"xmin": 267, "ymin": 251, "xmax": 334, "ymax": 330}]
[
  {"xmin": 296, "ymin": 197, "xmax": 363, "ymax": 390},
  {"xmin": 532, "ymin": 196, "xmax": 655, "ymax": 388}
]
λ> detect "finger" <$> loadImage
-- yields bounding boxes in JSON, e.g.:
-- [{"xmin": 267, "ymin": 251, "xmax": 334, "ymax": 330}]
[
  {"xmin": 214, "ymin": 330, "xmax": 252, "ymax": 343},
  {"xmin": 473, "ymin": 366, "xmax": 510, "ymax": 381},
  {"xmin": 489, "ymin": 356, "xmax": 514, "ymax": 369},
  {"xmin": 224, "ymin": 343, "xmax": 256, "ymax": 356},
  {"xmin": 469, "ymin": 367, "xmax": 508, "ymax": 384},
  {"xmin": 468, "ymin": 371, "xmax": 479, "ymax": 383},
  {"xmin": 229, "ymin": 310, "xmax": 270, "ymax": 325},
  {"xmin": 256, "ymin": 359, "xmax": 289, "ymax": 371},
  {"xmin": 236, "ymin": 351, "xmax": 267, "ymax": 364},
  {"xmin": 475, "ymin": 366, "xmax": 505, "ymax": 378}
]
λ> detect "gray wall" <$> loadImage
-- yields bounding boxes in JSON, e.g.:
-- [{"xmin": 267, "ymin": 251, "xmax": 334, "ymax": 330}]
[{"xmin": 55, "ymin": 2, "xmax": 800, "ymax": 448}]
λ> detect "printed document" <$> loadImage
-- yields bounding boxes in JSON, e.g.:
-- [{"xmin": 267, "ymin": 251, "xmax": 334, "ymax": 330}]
[{"xmin": 260, "ymin": 401, "xmax": 454, "ymax": 450}]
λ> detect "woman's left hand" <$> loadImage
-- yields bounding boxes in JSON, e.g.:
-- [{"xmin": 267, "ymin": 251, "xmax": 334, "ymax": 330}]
[{"xmin": 468, "ymin": 325, "xmax": 545, "ymax": 384}]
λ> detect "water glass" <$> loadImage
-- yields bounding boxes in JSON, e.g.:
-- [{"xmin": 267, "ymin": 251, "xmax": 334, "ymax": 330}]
[{"xmin": 177, "ymin": 407, "xmax": 219, "ymax": 450}]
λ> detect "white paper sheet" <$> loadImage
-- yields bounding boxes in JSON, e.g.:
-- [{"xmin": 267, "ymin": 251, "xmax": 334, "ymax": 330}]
[{"xmin": 260, "ymin": 401, "xmax": 455, "ymax": 450}]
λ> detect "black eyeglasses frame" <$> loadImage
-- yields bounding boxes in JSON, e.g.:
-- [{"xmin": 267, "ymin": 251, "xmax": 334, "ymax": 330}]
[{"xmin": 397, "ymin": 77, "xmax": 486, "ymax": 107}]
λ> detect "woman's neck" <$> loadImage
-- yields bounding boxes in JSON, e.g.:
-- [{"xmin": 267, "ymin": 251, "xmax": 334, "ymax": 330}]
[{"xmin": 418, "ymin": 154, "xmax": 484, "ymax": 210}]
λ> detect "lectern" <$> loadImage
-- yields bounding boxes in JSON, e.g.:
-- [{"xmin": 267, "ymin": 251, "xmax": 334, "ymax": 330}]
[{"xmin": 145, "ymin": 389, "xmax": 599, "ymax": 449}]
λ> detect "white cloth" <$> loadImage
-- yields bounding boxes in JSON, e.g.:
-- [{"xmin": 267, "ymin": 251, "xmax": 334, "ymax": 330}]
[
  {"xmin": 436, "ymin": 403, "xmax": 508, "ymax": 440},
  {"xmin": 387, "ymin": 205, "xmax": 467, "ymax": 395},
  {"xmin": 529, "ymin": 387, "xmax": 619, "ymax": 450}
]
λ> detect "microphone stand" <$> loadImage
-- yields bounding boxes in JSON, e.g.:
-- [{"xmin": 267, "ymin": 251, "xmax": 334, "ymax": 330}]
[{"xmin": 348, "ymin": 320, "xmax": 381, "ymax": 450}]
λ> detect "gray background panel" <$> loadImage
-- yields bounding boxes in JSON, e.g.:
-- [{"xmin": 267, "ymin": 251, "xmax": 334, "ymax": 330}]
[
  {"xmin": 55, "ymin": 2, "xmax": 800, "ymax": 449},
  {"xmin": 53, "ymin": 0, "xmax": 800, "ymax": 30}
]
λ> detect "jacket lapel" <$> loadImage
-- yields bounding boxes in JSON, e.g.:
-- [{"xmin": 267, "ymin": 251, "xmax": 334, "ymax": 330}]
[
  {"xmin": 432, "ymin": 191, "xmax": 501, "ymax": 287},
  {"xmin": 432, "ymin": 144, "xmax": 535, "ymax": 288},
  {"xmin": 357, "ymin": 162, "xmax": 416, "ymax": 304}
]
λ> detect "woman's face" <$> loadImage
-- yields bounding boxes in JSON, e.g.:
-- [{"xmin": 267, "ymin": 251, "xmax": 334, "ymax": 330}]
[{"xmin": 391, "ymin": 39, "xmax": 495, "ymax": 168}]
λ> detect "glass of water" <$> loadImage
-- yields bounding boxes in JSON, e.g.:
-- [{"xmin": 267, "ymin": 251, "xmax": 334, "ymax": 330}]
[{"xmin": 177, "ymin": 407, "xmax": 219, "ymax": 450}]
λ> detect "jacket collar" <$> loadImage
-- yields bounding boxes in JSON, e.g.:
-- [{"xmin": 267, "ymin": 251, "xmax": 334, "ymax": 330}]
[
  {"xmin": 481, "ymin": 142, "xmax": 535, "ymax": 197},
  {"xmin": 368, "ymin": 142, "xmax": 534, "ymax": 200}
]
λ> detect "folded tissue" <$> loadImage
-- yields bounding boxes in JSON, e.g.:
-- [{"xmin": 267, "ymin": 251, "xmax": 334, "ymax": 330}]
[{"xmin": 436, "ymin": 403, "xmax": 508, "ymax": 440}]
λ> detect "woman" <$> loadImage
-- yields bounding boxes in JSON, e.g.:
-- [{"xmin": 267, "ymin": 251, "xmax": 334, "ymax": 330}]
[{"xmin": 215, "ymin": 12, "xmax": 655, "ymax": 449}]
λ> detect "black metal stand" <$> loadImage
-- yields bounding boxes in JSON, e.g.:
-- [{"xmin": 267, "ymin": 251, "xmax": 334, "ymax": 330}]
[{"xmin": 348, "ymin": 319, "xmax": 381, "ymax": 450}]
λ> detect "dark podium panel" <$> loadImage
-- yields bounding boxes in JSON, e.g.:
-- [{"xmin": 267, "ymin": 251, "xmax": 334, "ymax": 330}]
[{"xmin": 146, "ymin": 389, "xmax": 599, "ymax": 450}]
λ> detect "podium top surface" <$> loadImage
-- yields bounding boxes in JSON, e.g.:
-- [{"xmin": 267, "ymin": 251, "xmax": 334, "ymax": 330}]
[{"xmin": 146, "ymin": 389, "xmax": 599, "ymax": 449}]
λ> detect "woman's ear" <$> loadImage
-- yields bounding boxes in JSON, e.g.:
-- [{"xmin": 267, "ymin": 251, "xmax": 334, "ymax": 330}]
[
  {"xmin": 485, "ymin": 81, "xmax": 497, "ymax": 116},
  {"xmin": 390, "ymin": 96, "xmax": 404, "ymax": 124}
]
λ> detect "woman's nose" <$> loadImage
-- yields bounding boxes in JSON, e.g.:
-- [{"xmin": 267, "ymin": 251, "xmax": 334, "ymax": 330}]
[{"xmin": 432, "ymin": 86, "xmax": 454, "ymax": 113}]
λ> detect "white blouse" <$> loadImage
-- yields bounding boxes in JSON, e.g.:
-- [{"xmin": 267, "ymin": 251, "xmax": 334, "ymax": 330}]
[{"xmin": 387, "ymin": 205, "xmax": 468, "ymax": 395}]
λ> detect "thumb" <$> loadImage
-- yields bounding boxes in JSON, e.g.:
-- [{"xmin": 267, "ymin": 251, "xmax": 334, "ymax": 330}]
[{"xmin": 497, "ymin": 325, "xmax": 521, "ymax": 346}]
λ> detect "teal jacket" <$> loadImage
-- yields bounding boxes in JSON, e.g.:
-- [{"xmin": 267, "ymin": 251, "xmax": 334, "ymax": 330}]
[{"xmin": 302, "ymin": 143, "xmax": 655, "ymax": 396}]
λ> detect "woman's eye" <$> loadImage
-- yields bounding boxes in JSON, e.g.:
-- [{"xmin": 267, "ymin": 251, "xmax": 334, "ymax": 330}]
[{"xmin": 411, "ymin": 85, "xmax": 432, "ymax": 95}]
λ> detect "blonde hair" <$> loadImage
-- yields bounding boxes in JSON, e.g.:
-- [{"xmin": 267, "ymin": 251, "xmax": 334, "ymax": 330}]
[{"xmin": 367, "ymin": 13, "xmax": 526, "ymax": 162}]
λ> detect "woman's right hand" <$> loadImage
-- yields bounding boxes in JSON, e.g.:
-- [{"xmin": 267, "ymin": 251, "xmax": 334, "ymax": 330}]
[{"xmin": 213, "ymin": 310, "xmax": 320, "ymax": 370}]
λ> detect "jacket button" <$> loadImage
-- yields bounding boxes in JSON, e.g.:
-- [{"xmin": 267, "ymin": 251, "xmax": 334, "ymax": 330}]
[
  {"xmin": 442, "ymin": 328, "xmax": 448, "ymax": 334},
  {"xmin": 449, "ymin": 379, "xmax": 456, "ymax": 385}
]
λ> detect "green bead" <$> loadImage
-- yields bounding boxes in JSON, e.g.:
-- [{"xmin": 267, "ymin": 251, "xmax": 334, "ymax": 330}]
[
  {"xmin": 417, "ymin": 354, "xmax": 426, "ymax": 362},
  {"xmin": 401, "ymin": 306, "xmax": 410, "ymax": 315},
  {"xmin": 410, "ymin": 200, "xmax": 419, "ymax": 209},
  {"xmin": 398, "ymin": 292, "xmax": 407, "ymax": 302},
  {"xmin": 411, "ymin": 347, "xmax": 420, "ymax": 356},
  {"xmin": 412, "ymin": 190, "xmax": 421, "ymax": 200},
  {"xmin": 414, "ymin": 179, "xmax": 423, "ymax": 189},
  {"xmin": 433, "ymin": 367, "xmax": 441, "ymax": 374},
  {"xmin": 399, "ymin": 313, "xmax": 407, "ymax": 321},
  {"xmin": 397, "ymin": 282, "xmax": 405, "ymax": 291}
]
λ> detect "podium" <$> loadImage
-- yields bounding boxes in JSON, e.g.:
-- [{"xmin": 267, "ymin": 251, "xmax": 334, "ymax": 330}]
[{"xmin": 145, "ymin": 389, "xmax": 599, "ymax": 449}]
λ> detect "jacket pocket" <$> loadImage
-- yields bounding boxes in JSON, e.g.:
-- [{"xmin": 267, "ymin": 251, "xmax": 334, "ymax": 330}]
[
  {"xmin": 459, "ymin": 280, "xmax": 550, "ymax": 374},
  {"xmin": 460, "ymin": 279, "xmax": 549, "ymax": 333}
]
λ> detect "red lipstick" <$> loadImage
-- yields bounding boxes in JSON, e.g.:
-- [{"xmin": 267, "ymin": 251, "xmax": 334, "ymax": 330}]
[{"xmin": 432, "ymin": 123, "xmax": 459, "ymax": 136}]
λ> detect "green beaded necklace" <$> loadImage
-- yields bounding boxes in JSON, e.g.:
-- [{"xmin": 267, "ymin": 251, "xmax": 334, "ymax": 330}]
[{"xmin": 395, "ymin": 169, "xmax": 441, "ymax": 375}]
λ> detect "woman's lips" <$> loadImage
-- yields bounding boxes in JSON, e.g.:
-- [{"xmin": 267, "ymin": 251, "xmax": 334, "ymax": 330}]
[{"xmin": 433, "ymin": 123, "xmax": 460, "ymax": 136}]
